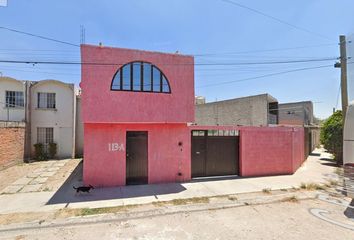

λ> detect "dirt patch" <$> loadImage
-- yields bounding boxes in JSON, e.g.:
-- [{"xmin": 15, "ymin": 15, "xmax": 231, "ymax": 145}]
[{"xmin": 0, "ymin": 211, "xmax": 55, "ymax": 225}]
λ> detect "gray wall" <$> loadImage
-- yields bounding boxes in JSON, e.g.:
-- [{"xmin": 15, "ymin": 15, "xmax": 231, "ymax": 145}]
[
  {"xmin": 195, "ymin": 94, "xmax": 275, "ymax": 126},
  {"xmin": 75, "ymin": 96, "xmax": 84, "ymax": 157},
  {"xmin": 278, "ymin": 101, "xmax": 314, "ymax": 126}
]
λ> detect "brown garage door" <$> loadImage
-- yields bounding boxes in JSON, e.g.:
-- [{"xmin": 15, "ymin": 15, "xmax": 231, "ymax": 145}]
[{"xmin": 191, "ymin": 130, "xmax": 239, "ymax": 178}]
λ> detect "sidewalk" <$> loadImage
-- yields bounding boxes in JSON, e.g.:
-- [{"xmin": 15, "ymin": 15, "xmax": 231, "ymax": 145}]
[{"xmin": 0, "ymin": 148, "xmax": 338, "ymax": 214}]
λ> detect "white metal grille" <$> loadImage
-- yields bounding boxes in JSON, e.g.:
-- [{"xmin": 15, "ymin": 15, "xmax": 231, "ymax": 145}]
[
  {"xmin": 38, "ymin": 92, "xmax": 56, "ymax": 109},
  {"xmin": 5, "ymin": 91, "xmax": 24, "ymax": 108},
  {"xmin": 37, "ymin": 128, "xmax": 54, "ymax": 144}
]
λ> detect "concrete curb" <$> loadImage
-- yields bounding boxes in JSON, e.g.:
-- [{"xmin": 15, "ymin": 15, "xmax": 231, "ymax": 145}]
[{"xmin": 0, "ymin": 190, "xmax": 319, "ymax": 233}]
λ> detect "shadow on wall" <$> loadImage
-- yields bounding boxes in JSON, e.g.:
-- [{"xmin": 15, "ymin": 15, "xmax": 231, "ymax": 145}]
[{"xmin": 46, "ymin": 162, "xmax": 186, "ymax": 205}]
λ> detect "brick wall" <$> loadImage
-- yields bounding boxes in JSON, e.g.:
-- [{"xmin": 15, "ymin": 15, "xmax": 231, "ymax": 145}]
[{"xmin": 0, "ymin": 122, "xmax": 25, "ymax": 169}]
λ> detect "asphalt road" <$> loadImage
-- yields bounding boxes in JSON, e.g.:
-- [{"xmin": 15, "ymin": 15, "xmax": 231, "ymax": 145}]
[{"xmin": 1, "ymin": 194, "xmax": 353, "ymax": 240}]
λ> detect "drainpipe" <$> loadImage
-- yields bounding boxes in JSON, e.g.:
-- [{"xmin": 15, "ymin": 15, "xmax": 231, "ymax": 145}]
[
  {"xmin": 71, "ymin": 84, "xmax": 76, "ymax": 159},
  {"xmin": 23, "ymin": 81, "xmax": 31, "ymax": 162}
]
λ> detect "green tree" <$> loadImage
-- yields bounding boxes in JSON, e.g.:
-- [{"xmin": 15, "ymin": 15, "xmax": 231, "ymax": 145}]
[{"xmin": 320, "ymin": 110, "xmax": 343, "ymax": 164}]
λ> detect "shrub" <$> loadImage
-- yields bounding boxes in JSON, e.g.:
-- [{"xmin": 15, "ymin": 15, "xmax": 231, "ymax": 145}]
[
  {"xmin": 48, "ymin": 142, "xmax": 57, "ymax": 159},
  {"xmin": 320, "ymin": 110, "xmax": 343, "ymax": 164},
  {"xmin": 33, "ymin": 143, "xmax": 47, "ymax": 161}
]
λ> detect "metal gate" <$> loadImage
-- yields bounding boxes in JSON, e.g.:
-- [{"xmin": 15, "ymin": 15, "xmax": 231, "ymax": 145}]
[
  {"xmin": 126, "ymin": 131, "xmax": 148, "ymax": 185},
  {"xmin": 191, "ymin": 130, "xmax": 239, "ymax": 178}
]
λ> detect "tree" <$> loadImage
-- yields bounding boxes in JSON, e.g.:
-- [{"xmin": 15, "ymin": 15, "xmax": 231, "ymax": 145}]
[{"xmin": 320, "ymin": 110, "xmax": 343, "ymax": 164}]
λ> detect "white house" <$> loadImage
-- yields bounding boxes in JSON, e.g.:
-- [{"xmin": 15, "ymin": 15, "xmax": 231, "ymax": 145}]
[
  {"xmin": 0, "ymin": 76, "xmax": 82, "ymax": 160},
  {"xmin": 30, "ymin": 80, "xmax": 76, "ymax": 159},
  {"xmin": 0, "ymin": 77, "xmax": 27, "ymax": 122}
]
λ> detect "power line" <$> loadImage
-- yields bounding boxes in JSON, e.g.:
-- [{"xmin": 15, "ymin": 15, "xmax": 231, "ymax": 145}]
[
  {"xmin": 0, "ymin": 57, "xmax": 337, "ymax": 66},
  {"xmin": 197, "ymin": 64, "xmax": 337, "ymax": 88},
  {"xmin": 0, "ymin": 26, "xmax": 80, "ymax": 47},
  {"xmin": 193, "ymin": 43, "xmax": 337, "ymax": 57},
  {"xmin": 219, "ymin": 0, "xmax": 334, "ymax": 41}
]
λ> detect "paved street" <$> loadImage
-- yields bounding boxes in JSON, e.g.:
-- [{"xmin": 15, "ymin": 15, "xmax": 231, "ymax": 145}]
[
  {"xmin": 0, "ymin": 148, "xmax": 339, "ymax": 214},
  {"xmin": 0, "ymin": 193, "xmax": 353, "ymax": 240}
]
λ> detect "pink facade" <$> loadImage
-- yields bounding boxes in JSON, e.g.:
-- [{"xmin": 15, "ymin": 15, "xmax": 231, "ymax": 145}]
[
  {"xmin": 239, "ymin": 127, "xmax": 305, "ymax": 177},
  {"xmin": 84, "ymin": 123, "xmax": 191, "ymax": 187},
  {"xmin": 190, "ymin": 125, "xmax": 305, "ymax": 177},
  {"xmin": 81, "ymin": 45, "xmax": 194, "ymax": 187},
  {"xmin": 81, "ymin": 44, "xmax": 306, "ymax": 188},
  {"xmin": 81, "ymin": 45, "xmax": 194, "ymax": 123}
]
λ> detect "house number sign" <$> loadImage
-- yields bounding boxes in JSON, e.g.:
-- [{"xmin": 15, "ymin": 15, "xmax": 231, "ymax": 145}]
[{"xmin": 108, "ymin": 143, "xmax": 124, "ymax": 152}]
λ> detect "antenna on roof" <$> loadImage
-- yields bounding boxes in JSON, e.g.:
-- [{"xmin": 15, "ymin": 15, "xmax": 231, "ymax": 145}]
[{"xmin": 80, "ymin": 25, "xmax": 86, "ymax": 44}]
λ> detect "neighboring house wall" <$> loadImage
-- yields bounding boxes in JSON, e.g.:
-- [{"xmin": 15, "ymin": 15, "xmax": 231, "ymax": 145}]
[
  {"xmin": 30, "ymin": 80, "xmax": 75, "ymax": 159},
  {"xmin": 0, "ymin": 77, "xmax": 26, "ymax": 122},
  {"xmin": 0, "ymin": 122, "xmax": 25, "ymax": 169},
  {"xmin": 195, "ymin": 94, "xmax": 278, "ymax": 126},
  {"xmin": 75, "ymin": 96, "xmax": 84, "ymax": 157},
  {"xmin": 278, "ymin": 101, "xmax": 314, "ymax": 126}
]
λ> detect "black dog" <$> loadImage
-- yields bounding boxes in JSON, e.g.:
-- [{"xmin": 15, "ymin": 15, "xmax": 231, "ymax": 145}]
[{"xmin": 73, "ymin": 185, "xmax": 94, "ymax": 194}]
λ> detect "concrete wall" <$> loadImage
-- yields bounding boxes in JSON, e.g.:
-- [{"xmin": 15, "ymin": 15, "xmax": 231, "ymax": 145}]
[
  {"xmin": 0, "ymin": 122, "xmax": 25, "ymax": 169},
  {"xmin": 0, "ymin": 77, "xmax": 26, "ymax": 122},
  {"xmin": 75, "ymin": 96, "xmax": 84, "ymax": 157},
  {"xmin": 81, "ymin": 44, "xmax": 195, "ymax": 124},
  {"xmin": 278, "ymin": 101, "xmax": 314, "ymax": 126},
  {"xmin": 83, "ymin": 123, "xmax": 191, "ymax": 187},
  {"xmin": 195, "ymin": 94, "xmax": 272, "ymax": 126},
  {"xmin": 30, "ymin": 80, "xmax": 75, "ymax": 158},
  {"xmin": 239, "ymin": 127, "xmax": 305, "ymax": 177}
]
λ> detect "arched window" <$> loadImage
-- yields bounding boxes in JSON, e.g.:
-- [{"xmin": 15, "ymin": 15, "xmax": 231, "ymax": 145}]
[{"xmin": 111, "ymin": 61, "xmax": 171, "ymax": 93}]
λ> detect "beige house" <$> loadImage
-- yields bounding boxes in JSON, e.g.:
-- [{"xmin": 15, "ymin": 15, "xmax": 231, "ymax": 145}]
[
  {"xmin": 30, "ymin": 80, "xmax": 76, "ymax": 159},
  {"xmin": 0, "ymin": 76, "xmax": 83, "ymax": 160},
  {"xmin": 0, "ymin": 77, "xmax": 27, "ymax": 122}
]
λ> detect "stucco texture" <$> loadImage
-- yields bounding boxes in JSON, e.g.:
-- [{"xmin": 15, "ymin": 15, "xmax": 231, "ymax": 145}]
[
  {"xmin": 83, "ymin": 123, "xmax": 191, "ymax": 187},
  {"xmin": 80, "ymin": 44, "xmax": 195, "ymax": 124}
]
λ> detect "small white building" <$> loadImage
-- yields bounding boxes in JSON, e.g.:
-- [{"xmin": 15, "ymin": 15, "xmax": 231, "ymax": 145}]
[
  {"xmin": 0, "ymin": 77, "xmax": 82, "ymax": 160},
  {"xmin": 0, "ymin": 77, "xmax": 27, "ymax": 122},
  {"xmin": 30, "ymin": 80, "xmax": 76, "ymax": 159}
]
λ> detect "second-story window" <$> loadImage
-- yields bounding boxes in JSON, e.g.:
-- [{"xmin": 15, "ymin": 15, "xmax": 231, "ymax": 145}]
[
  {"xmin": 111, "ymin": 61, "xmax": 171, "ymax": 93},
  {"xmin": 5, "ymin": 91, "xmax": 24, "ymax": 108},
  {"xmin": 38, "ymin": 92, "xmax": 56, "ymax": 109}
]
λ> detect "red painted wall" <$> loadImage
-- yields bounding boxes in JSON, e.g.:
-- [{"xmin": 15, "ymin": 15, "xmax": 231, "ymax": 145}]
[
  {"xmin": 239, "ymin": 127, "xmax": 305, "ymax": 177},
  {"xmin": 80, "ymin": 44, "xmax": 194, "ymax": 123},
  {"xmin": 83, "ymin": 123, "xmax": 191, "ymax": 187}
]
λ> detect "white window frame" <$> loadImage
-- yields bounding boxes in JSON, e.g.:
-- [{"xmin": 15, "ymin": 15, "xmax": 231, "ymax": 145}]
[
  {"xmin": 37, "ymin": 92, "xmax": 56, "ymax": 109},
  {"xmin": 5, "ymin": 91, "xmax": 24, "ymax": 108},
  {"xmin": 37, "ymin": 127, "xmax": 54, "ymax": 153}
]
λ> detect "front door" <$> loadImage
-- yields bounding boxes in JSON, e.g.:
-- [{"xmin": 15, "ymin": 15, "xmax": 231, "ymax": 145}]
[{"xmin": 126, "ymin": 131, "xmax": 148, "ymax": 185}]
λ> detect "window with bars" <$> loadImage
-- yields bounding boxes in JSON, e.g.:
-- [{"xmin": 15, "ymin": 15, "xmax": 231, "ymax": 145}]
[
  {"xmin": 5, "ymin": 91, "xmax": 24, "ymax": 108},
  {"xmin": 37, "ymin": 92, "xmax": 56, "ymax": 109},
  {"xmin": 192, "ymin": 130, "xmax": 239, "ymax": 137},
  {"xmin": 111, "ymin": 61, "xmax": 171, "ymax": 93},
  {"xmin": 37, "ymin": 127, "xmax": 54, "ymax": 144}
]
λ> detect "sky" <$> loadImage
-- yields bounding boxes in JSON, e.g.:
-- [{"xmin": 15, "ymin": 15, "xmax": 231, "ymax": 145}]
[{"xmin": 1, "ymin": 0, "xmax": 354, "ymax": 119}]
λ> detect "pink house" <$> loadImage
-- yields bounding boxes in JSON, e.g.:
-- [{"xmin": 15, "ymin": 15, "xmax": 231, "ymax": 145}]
[
  {"xmin": 81, "ymin": 44, "xmax": 306, "ymax": 188},
  {"xmin": 81, "ymin": 44, "xmax": 194, "ymax": 187}
]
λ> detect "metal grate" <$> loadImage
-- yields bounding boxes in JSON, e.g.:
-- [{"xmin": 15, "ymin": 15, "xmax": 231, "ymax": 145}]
[
  {"xmin": 37, "ymin": 127, "xmax": 53, "ymax": 144},
  {"xmin": 38, "ymin": 92, "xmax": 56, "ymax": 109},
  {"xmin": 5, "ymin": 91, "xmax": 24, "ymax": 108}
]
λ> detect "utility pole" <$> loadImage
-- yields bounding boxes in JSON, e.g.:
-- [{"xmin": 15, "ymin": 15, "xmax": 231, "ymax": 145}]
[{"xmin": 339, "ymin": 35, "xmax": 349, "ymax": 121}]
